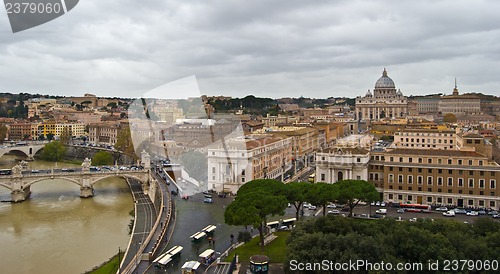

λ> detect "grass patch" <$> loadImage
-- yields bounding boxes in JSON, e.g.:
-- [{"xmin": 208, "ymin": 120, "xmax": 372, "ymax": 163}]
[
  {"xmin": 85, "ymin": 252, "xmax": 124, "ymax": 274},
  {"xmin": 225, "ymin": 231, "xmax": 289, "ymax": 264}
]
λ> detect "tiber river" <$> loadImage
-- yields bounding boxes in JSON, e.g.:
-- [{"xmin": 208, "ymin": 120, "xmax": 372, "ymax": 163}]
[{"xmin": 0, "ymin": 154, "xmax": 134, "ymax": 274}]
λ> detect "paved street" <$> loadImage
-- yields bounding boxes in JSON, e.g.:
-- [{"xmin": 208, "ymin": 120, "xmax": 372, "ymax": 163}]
[{"xmin": 120, "ymin": 179, "xmax": 156, "ymax": 273}]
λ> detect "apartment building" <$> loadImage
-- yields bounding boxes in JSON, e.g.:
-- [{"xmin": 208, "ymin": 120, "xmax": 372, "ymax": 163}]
[
  {"xmin": 393, "ymin": 128, "xmax": 457, "ymax": 150},
  {"xmin": 207, "ymin": 135, "xmax": 292, "ymax": 193},
  {"xmin": 254, "ymin": 126, "xmax": 319, "ymax": 164},
  {"xmin": 7, "ymin": 122, "xmax": 32, "ymax": 140},
  {"xmin": 88, "ymin": 122, "xmax": 120, "ymax": 145},
  {"xmin": 371, "ymin": 148, "xmax": 499, "ymax": 210},
  {"xmin": 36, "ymin": 122, "xmax": 86, "ymax": 139}
]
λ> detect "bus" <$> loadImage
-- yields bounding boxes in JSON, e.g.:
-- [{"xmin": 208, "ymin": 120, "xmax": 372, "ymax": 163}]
[
  {"xmin": 399, "ymin": 203, "xmax": 432, "ymax": 213},
  {"xmin": 0, "ymin": 169, "xmax": 12, "ymax": 175},
  {"xmin": 308, "ymin": 174, "xmax": 315, "ymax": 183}
]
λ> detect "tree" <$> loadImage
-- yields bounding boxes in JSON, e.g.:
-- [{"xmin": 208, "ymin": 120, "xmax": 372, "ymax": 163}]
[
  {"xmin": 40, "ymin": 141, "xmax": 66, "ymax": 161},
  {"xmin": 308, "ymin": 183, "xmax": 338, "ymax": 216},
  {"xmin": 225, "ymin": 179, "xmax": 287, "ymax": 250},
  {"xmin": 284, "ymin": 182, "xmax": 313, "ymax": 220},
  {"xmin": 92, "ymin": 151, "xmax": 114, "ymax": 166},
  {"xmin": 114, "ymin": 125, "xmax": 136, "ymax": 158},
  {"xmin": 0, "ymin": 124, "xmax": 7, "ymax": 141},
  {"xmin": 443, "ymin": 113, "xmax": 457, "ymax": 123},
  {"xmin": 59, "ymin": 127, "xmax": 72, "ymax": 145},
  {"xmin": 334, "ymin": 180, "xmax": 379, "ymax": 217},
  {"xmin": 225, "ymin": 190, "xmax": 287, "ymax": 250},
  {"xmin": 38, "ymin": 134, "xmax": 45, "ymax": 141},
  {"xmin": 46, "ymin": 133, "xmax": 54, "ymax": 141}
]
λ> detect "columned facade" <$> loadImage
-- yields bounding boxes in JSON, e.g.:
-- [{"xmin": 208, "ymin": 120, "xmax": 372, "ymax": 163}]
[{"xmin": 355, "ymin": 69, "xmax": 408, "ymax": 121}]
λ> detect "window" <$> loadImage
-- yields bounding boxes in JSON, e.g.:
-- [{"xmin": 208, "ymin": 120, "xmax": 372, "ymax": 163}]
[
  {"xmin": 479, "ymin": 160, "xmax": 483, "ymax": 166},
  {"xmin": 448, "ymin": 159, "xmax": 452, "ymax": 165},
  {"xmin": 357, "ymin": 158, "xmax": 360, "ymax": 163},
  {"xmin": 491, "ymin": 180, "xmax": 496, "ymax": 189},
  {"xmin": 427, "ymin": 197, "xmax": 432, "ymax": 203},
  {"xmin": 428, "ymin": 187, "xmax": 432, "ymax": 192},
  {"xmin": 388, "ymin": 174, "xmax": 394, "ymax": 183},
  {"xmin": 399, "ymin": 167, "xmax": 403, "ymax": 172},
  {"xmin": 390, "ymin": 157, "xmax": 394, "ymax": 162},
  {"xmin": 490, "ymin": 201, "xmax": 496, "ymax": 208},
  {"xmin": 479, "ymin": 200, "xmax": 484, "ymax": 207},
  {"xmin": 241, "ymin": 169, "xmax": 245, "ymax": 176},
  {"xmin": 418, "ymin": 168, "xmax": 422, "ymax": 173},
  {"xmin": 469, "ymin": 171, "xmax": 474, "ymax": 176},
  {"xmin": 409, "ymin": 158, "xmax": 413, "ymax": 163},
  {"xmin": 438, "ymin": 169, "xmax": 442, "ymax": 174},
  {"xmin": 389, "ymin": 194, "xmax": 393, "ymax": 199},
  {"xmin": 437, "ymin": 197, "xmax": 442, "ymax": 203},
  {"xmin": 468, "ymin": 178, "xmax": 474, "ymax": 188},
  {"xmin": 438, "ymin": 159, "xmax": 442, "ymax": 164},
  {"xmin": 458, "ymin": 178, "xmax": 464, "ymax": 187},
  {"xmin": 479, "ymin": 179, "xmax": 485, "ymax": 188},
  {"xmin": 408, "ymin": 195, "xmax": 412, "ymax": 201},
  {"xmin": 417, "ymin": 176, "xmax": 423, "ymax": 185},
  {"xmin": 418, "ymin": 158, "xmax": 423, "ymax": 163},
  {"xmin": 427, "ymin": 176, "xmax": 433, "ymax": 185},
  {"xmin": 389, "ymin": 167, "xmax": 394, "ymax": 171},
  {"xmin": 447, "ymin": 177, "xmax": 453, "ymax": 186},
  {"xmin": 438, "ymin": 177, "xmax": 443, "ymax": 186},
  {"xmin": 408, "ymin": 175, "xmax": 413, "ymax": 184},
  {"xmin": 428, "ymin": 158, "xmax": 432, "ymax": 164},
  {"xmin": 458, "ymin": 159, "xmax": 462, "ymax": 165},
  {"xmin": 480, "ymin": 171, "xmax": 484, "ymax": 176},
  {"xmin": 321, "ymin": 174, "xmax": 326, "ymax": 181},
  {"xmin": 468, "ymin": 160, "xmax": 473, "ymax": 165},
  {"xmin": 428, "ymin": 169, "xmax": 432, "ymax": 173},
  {"xmin": 447, "ymin": 198, "xmax": 452, "ymax": 204},
  {"xmin": 321, "ymin": 156, "xmax": 325, "ymax": 161},
  {"xmin": 409, "ymin": 168, "xmax": 413, "ymax": 172},
  {"xmin": 398, "ymin": 194, "xmax": 403, "ymax": 200},
  {"xmin": 212, "ymin": 167, "xmax": 216, "ymax": 173},
  {"xmin": 241, "ymin": 178, "xmax": 245, "ymax": 183},
  {"xmin": 468, "ymin": 200, "xmax": 474, "ymax": 206},
  {"xmin": 399, "ymin": 157, "xmax": 403, "ymax": 162},
  {"xmin": 398, "ymin": 175, "xmax": 403, "ymax": 183}
]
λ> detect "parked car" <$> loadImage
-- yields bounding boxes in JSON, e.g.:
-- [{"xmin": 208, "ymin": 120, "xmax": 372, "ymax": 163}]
[
  {"xmin": 203, "ymin": 198, "xmax": 213, "ymax": 203},
  {"xmin": 397, "ymin": 208, "xmax": 405, "ymax": 213},
  {"xmin": 443, "ymin": 211, "xmax": 456, "ymax": 217},
  {"xmin": 375, "ymin": 208, "xmax": 387, "ymax": 214},
  {"xmin": 453, "ymin": 208, "xmax": 467, "ymax": 214},
  {"xmin": 308, "ymin": 205, "xmax": 317, "ymax": 210},
  {"xmin": 478, "ymin": 210, "xmax": 487, "ymax": 215},
  {"xmin": 436, "ymin": 207, "xmax": 448, "ymax": 212},
  {"xmin": 466, "ymin": 211, "xmax": 479, "ymax": 216},
  {"xmin": 488, "ymin": 211, "xmax": 498, "ymax": 215},
  {"xmin": 375, "ymin": 201, "xmax": 381, "ymax": 206},
  {"xmin": 380, "ymin": 202, "xmax": 386, "ymax": 207},
  {"xmin": 326, "ymin": 204, "xmax": 336, "ymax": 208},
  {"xmin": 327, "ymin": 210, "xmax": 340, "ymax": 215},
  {"xmin": 493, "ymin": 214, "xmax": 500, "ymax": 219}
]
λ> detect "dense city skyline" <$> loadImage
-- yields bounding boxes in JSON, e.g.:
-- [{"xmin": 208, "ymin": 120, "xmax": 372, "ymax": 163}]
[{"xmin": 1, "ymin": 1, "xmax": 500, "ymax": 99}]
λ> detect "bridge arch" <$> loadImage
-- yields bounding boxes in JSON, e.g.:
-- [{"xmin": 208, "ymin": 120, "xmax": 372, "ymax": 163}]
[
  {"xmin": 24, "ymin": 177, "xmax": 82, "ymax": 189},
  {"xmin": 0, "ymin": 149, "xmax": 30, "ymax": 158},
  {"xmin": 0, "ymin": 182, "xmax": 11, "ymax": 190}
]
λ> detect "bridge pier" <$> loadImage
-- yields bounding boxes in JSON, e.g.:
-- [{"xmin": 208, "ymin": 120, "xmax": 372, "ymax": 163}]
[
  {"xmin": 80, "ymin": 186, "xmax": 94, "ymax": 198},
  {"xmin": 11, "ymin": 186, "xmax": 31, "ymax": 202}
]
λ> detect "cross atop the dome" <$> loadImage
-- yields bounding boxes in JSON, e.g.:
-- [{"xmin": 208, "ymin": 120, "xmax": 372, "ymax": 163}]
[{"xmin": 383, "ymin": 68, "xmax": 388, "ymax": 77}]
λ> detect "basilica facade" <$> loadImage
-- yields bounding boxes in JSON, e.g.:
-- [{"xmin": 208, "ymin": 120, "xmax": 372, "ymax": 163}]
[{"xmin": 355, "ymin": 69, "xmax": 408, "ymax": 121}]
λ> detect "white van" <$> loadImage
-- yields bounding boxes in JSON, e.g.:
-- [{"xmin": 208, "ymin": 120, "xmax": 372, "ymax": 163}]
[{"xmin": 375, "ymin": 208, "xmax": 387, "ymax": 214}]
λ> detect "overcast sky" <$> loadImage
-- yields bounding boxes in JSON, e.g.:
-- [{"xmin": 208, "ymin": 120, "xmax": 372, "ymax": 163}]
[{"xmin": 1, "ymin": 0, "xmax": 500, "ymax": 99}]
